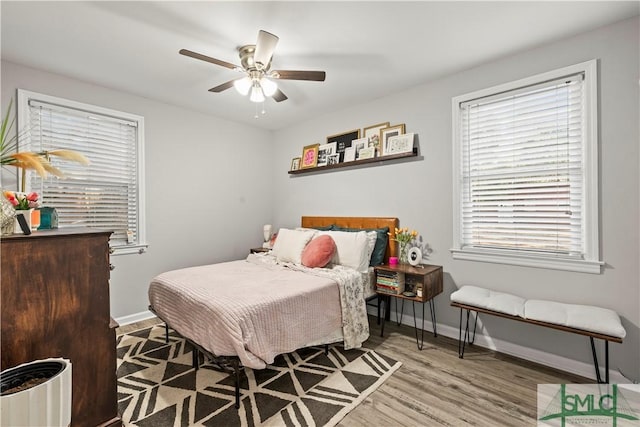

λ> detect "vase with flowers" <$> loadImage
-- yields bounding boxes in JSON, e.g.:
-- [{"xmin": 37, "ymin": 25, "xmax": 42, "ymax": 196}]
[
  {"xmin": 3, "ymin": 191, "xmax": 40, "ymax": 232},
  {"xmin": 0, "ymin": 98, "xmax": 89, "ymax": 235},
  {"xmin": 391, "ymin": 227, "xmax": 419, "ymax": 264}
]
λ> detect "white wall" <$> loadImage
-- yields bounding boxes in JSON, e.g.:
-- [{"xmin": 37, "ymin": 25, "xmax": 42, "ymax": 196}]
[
  {"xmin": 1, "ymin": 61, "xmax": 274, "ymax": 319},
  {"xmin": 272, "ymin": 18, "xmax": 640, "ymax": 379}
]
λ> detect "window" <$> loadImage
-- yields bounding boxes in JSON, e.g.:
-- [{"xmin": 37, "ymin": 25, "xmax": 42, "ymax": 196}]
[
  {"xmin": 451, "ymin": 60, "xmax": 601, "ymax": 273},
  {"xmin": 18, "ymin": 89, "xmax": 146, "ymax": 255}
]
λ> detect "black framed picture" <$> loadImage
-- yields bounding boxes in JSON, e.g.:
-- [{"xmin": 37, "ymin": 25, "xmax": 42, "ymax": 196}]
[{"xmin": 327, "ymin": 129, "xmax": 360, "ymax": 162}]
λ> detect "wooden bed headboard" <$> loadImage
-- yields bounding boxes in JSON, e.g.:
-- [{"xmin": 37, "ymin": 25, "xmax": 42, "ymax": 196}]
[{"xmin": 301, "ymin": 216, "xmax": 399, "ymax": 261}]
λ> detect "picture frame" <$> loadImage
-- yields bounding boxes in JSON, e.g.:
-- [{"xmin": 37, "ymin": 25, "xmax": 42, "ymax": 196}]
[
  {"xmin": 343, "ymin": 146, "xmax": 356, "ymax": 162},
  {"xmin": 380, "ymin": 124, "xmax": 406, "ymax": 156},
  {"xmin": 327, "ymin": 129, "xmax": 360, "ymax": 162},
  {"xmin": 357, "ymin": 146, "xmax": 375, "ymax": 160},
  {"xmin": 362, "ymin": 122, "xmax": 390, "ymax": 153},
  {"xmin": 317, "ymin": 142, "xmax": 337, "ymax": 167},
  {"xmin": 327, "ymin": 153, "xmax": 340, "ymax": 166},
  {"xmin": 351, "ymin": 137, "xmax": 368, "ymax": 159},
  {"xmin": 290, "ymin": 157, "xmax": 301, "ymax": 171},
  {"xmin": 300, "ymin": 144, "xmax": 319, "ymax": 169},
  {"xmin": 385, "ymin": 133, "xmax": 415, "ymax": 155}
]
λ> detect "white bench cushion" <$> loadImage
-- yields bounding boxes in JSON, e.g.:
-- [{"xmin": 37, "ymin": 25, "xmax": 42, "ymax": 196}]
[
  {"xmin": 525, "ymin": 300, "xmax": 626, "ymax": 339},
  {"xmin": 450, "ymin": 285, "xmax": 525, "ymax": 317}
]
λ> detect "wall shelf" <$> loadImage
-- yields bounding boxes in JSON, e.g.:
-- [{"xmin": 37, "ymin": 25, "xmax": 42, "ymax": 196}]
[{"xmin": 289, "ymin": 147, "xmax": 419, "ymax": 175}]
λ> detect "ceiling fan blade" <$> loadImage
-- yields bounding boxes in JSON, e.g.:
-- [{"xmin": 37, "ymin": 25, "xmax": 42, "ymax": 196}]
[
  {"xmin": 273, "ymin": 70, "xmax": 326, "ymax": 82},
  {"xmin": 253, "ymin": 30, "xmax": 279, "ymax": 69},
  {"xmin": 179, "ymin": 49, "xmax": 238, "ymax": 70},
  {"xmin": 272, "ymin": 89, "xmax": 288, "ymax": 103},
  {"xmin": 208, "ymin": 79, "xmax": 237, "ymax": 93}
]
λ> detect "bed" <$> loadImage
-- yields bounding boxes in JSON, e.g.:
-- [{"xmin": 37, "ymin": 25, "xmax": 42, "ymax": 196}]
[{"xmin": 148, "ymin": 216, "xmax": 398, "ymax": 405}]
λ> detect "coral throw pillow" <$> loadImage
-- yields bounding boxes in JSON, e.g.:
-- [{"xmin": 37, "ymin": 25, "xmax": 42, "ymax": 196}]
[{"xmin": 301, "ymin": 235, "xmax": 336, "ymax": 268}]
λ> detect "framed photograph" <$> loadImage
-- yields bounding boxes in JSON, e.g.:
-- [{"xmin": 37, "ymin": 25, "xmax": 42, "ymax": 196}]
[
  {"xmin": 343, "ymin": 146, "xmax": 356, "ymax": 162},
  {"xmin": 327, "ymin": 153, "xmax": 340, "ymax": 166},
  {"xmin": 386, "ymin": 133, "xmax": 415, "ymax": 154},
  {"xmin": 351, "ymin": 137, "xmax": 368, "ymax": 159},
  {"xmin": 363, "ymin": 122, "xmax": 390, "ymax": 153},
  {"xmin": 290, "ymin": 157, "xmax": 301, "ymax": 171},
  {"xmin": 327, "ymin": 129, "xmax": 360, "ymax": 162},
  {"xmin": 357, "ymin": 146, "xmax": 375, "ymax": 160},
  {"xmin": 301, "ymin": 144, "xmax": 319, "ymax": 169},
  {"xmin": 380, "ymin": 124, "xmax": 406, "ymax": 156},
  {"xmin": 317, "ymin": 142, "xmax": 337, "ymax": 167}
]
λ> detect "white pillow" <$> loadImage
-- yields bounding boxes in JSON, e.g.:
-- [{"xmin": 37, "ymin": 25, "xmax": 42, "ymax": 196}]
[
  {"xmin": 271, "ymin": 228, "xmax": 316, "ymax": 264},
  {"xmin": 365, "ymin": 231, "xmax": 377, "ymax": 265},
  {"xmin": 319, "ymin": 230, "xmax": 371, "ymax": 272}
]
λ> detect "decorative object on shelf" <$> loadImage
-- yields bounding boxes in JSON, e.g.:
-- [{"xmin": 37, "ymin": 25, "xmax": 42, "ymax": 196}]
[
  {"xmin": 316, "ymin": 142, "xmax": 337, "ymax": 167},
  {"xmin": 357, "ymin": 146, "xmax": 375, "ymax": 160},
  {"xmin": 389, "ymin": 256, "xmax": 398, "ymax": 266},
  {"xmin": 343, "ymin": 146, "xmax": 356, "ymax": 162},
  {"xmin": 381, "ymin": 123, "xmax": 406, "ymax": 156},
  {"xmin": 408, "ymin": 246, "xmax": 423, "ymax": 266},
  {"xmin": 327, "ymin": 153, "xmax": 339, "ymax": 166},
  {"xmin": 37, "ymin": 207, "xmax": 58, "ymax": 230},
  {"xmin": 363, "ymin": 122, "xmax": 390, "ymax": 156},
  {"xmin": 386, "ymin": 133, "xmax": 415, "ymax": 155},
  {"xmin": 3, "ymin": 191, "xmax": 40, "ymax": 233},
  {"xmin": 300, "ymin": 144, "xmax": 319, "ymax": 169},
  {"xmin": 262, "ymin": 224, "xmax": 273, "ymax": 249},
  {"xmin": 351, "ymin": 137, "xmax": 368, "ymax": 159},
  {"xmin": 391, "ymin": 227, "xmax": 418, "ymax": 264},
  {"xmin": 0, "ymin": 195, "xmax": 15, "ymax": 236},
  {"xmin": 290, "ymin": 157, "xmax": 301, "ymax": 171},
  {"xmin": 327, "ymin": 129, "xmax": 359, "ymax": 162}
]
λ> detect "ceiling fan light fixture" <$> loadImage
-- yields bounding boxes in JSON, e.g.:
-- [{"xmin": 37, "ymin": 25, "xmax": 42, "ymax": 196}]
[
  {"xmin": 260, "ymin": 77, "xmax": 278, "ymax": 97},
  {"xmin": 250, "ymin": 83, "xmax": 265, "ymax": 103},
  {"xmin": 233, "ymin": 76, "xmax": 252, "ymax": 96}
]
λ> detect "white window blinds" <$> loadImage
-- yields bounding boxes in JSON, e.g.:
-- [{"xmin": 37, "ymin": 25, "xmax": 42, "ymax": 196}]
[
  {"xmin": 452, "ymin": 60, "xmax": 601, "ymax": 273},
  {"xmin": 459, "ymin": 74, "xmax": 585, "ymax": 256},
  {"xmin": 19, "ymin": 90, "xmax": 146, "ymax": 253}
]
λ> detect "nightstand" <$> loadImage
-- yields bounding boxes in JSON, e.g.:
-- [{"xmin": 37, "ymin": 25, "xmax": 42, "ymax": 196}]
[
  {"xmin": 250, "ymin": 247, "xmax": 271, "ymax": 254},
  {"xmin": 374, "ymin": 263, "xmax": 443, "ymax": 350}
]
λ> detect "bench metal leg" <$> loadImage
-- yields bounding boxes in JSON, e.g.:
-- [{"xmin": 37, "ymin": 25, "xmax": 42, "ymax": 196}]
[
  {"xmin": 590, "ymin": 337, "xmax": 609, "ymax": 384},
  {"xmin": 458, "ymin": 308, "xmax": 478, "ymax": 358}
]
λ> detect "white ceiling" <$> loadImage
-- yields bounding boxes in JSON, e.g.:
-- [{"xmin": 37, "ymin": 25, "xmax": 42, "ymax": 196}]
[{"xmin": 2, "ymin": 1, "xmax": 638, "ymax": 130}]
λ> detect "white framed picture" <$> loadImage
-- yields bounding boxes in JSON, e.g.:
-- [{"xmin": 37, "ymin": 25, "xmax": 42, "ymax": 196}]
[
  {"xmin": 386, "ymin": 133, "xmax": 415, "ymax": 154},
  {"xmin": 357, "ymin": 146, "xmax": 375, "ymax": 160},
  {"xmin": 317, "ymin": 142, "xmax": 337, "ymax": 167},
  {"xmin": 351, "ymin": 137, "xmax": 367, "ymax": 159},
  {"xmin": 343, "ymin": 146, "xmax": 356, "ymax": 162}
]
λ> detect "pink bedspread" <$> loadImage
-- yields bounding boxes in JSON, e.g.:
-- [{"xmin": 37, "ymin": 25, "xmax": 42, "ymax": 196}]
[{"xmin": 148, "ymin": 259, "xmax": 343, "ymax": 369}]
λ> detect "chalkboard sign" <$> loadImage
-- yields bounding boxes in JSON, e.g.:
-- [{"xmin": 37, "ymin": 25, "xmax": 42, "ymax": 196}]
[{"xmin": 327, "ymin": 129, "xmax": 360, "ymax": 162}]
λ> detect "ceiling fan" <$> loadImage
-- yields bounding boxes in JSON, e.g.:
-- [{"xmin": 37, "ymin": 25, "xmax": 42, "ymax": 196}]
[{"xmin": 180, "ymin": 30, "xmax": 326, "ymax": 103}]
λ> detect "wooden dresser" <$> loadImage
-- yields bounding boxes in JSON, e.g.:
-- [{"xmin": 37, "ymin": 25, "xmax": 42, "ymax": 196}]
[{"xmin": 1, "ymin": 228, "xmax": 121, "ymax": 427}]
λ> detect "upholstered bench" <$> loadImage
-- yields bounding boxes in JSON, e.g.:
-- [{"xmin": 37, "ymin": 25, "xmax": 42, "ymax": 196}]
[{"xmin": 450, "ymin": 286, "xmax": 626, "ymax": 383}]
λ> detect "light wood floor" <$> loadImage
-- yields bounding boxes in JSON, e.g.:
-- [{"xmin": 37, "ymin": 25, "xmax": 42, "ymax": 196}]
[{"xmin": 117, "ymin": 316, "xmax": 587, "ymax": 426}]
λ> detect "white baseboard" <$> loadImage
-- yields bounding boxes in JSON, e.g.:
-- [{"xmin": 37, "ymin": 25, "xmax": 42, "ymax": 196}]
[
  {"xmin": 366, "ymin": 306, "xmax": 628, "ymax": 384},
  {"xmin": 114, "ymin": 310, "xmax": 156, "ymax": 326}
]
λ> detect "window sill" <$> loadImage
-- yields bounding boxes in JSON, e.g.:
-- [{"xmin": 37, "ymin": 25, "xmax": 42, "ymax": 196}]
[{"xmin": 450, "ymin": 248, "xmax": 603, "ymax": 274}]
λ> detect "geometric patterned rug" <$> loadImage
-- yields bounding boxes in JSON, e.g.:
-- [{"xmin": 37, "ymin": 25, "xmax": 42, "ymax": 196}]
[{"xmin": 117, "ymin": 325, "xmax": 401, "ymax": 426}]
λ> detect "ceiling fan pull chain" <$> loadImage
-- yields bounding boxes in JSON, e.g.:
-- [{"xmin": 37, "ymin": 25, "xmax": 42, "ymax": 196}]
[{"xmin": 254, "ymin": 103, "xmax": 259, "ymax": 119}]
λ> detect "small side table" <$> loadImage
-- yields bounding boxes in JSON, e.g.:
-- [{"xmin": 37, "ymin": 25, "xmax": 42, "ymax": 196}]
[
  {"xmin": 250, "ymin": 247, "xmax": 270, "ymax": 254},
  {"xmin": 374, "ymin": 263, "xmax": 443, "ymax": 350}
]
